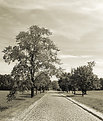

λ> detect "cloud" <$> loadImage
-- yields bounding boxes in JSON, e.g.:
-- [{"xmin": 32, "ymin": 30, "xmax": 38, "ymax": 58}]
[
  {"xmin": 0, "ymin": 61, "xmax": 15, "ymax": 74},
  {"xmin": 0, "ymin": 0, "xmax": 103, "ymax": 77},
  {"xmin": 59, "ymin": 54, "xmax": 92, "ymax": 59},
  {"xmin": 0, "ymin": 0, "xmax": 45, "ymax": 9}
]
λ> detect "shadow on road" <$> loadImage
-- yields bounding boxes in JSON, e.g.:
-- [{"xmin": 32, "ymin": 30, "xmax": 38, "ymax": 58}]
[
  {"xmin": 67, "ymin": 95, "xmax": 75, "ymax": 97},
  {"xmin": 14, "ymin": 98, "xmax": 26, "ymax": 101},
  {"xmin": 51, "ymin": 94, "xmax": 66, "ymax": 97},
  {"xmin": 19, "ymin": 93, "xmax": 31, "ymax": 98},
  {"xmin": 0, "ymin": 106, "xmax": 9, "ymax": 112}
]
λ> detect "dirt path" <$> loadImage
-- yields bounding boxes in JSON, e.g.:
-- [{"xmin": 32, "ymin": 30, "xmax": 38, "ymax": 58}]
[{"xmin": 6, "ymin": 91, "xmax": 101, "ymax": 121}]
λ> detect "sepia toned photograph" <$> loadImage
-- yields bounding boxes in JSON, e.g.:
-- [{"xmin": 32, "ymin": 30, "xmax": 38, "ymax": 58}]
[{"xmin": 0, "ymin": 0, "xmax": 103, "ymax": 121}]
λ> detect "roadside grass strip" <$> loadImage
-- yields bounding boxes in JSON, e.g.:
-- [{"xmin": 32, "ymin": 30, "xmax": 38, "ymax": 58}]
[{"xmin": 61, "ymin": 93, "xmax": 103, "ymax": 121}]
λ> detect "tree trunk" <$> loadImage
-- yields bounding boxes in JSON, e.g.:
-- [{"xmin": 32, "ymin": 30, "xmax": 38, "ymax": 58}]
[
  {"xmin": 31, "ymin": 87, "xmax": 34, "ymax": 98},
  {"xmin": 43, "ymin": 88, "xmax": 45, "ymax": 93},
  {"xmin": 74, "ymin": 90, "xmax": 76, "ymax": 95},
  {"xmin": 73, "ymin": 88, "xmax": 76, "ymax": 95},
  {"xmin": 36, "ymin": 87, "xmax": 38, "ymax": 95},
  {"xmin": 30, "ymin": 53, "xmax": 35, "ymax": 98},
  {"xmin": 40, "ymin": 87, "xmax": 42, "ymax": 93},
  {"xmin": 82, "ymin": 91, "xmax": 84, "ymax": 97},
  {"xmin": 84, "ymin": 90, "xmax": 87, "ymax": 94}
]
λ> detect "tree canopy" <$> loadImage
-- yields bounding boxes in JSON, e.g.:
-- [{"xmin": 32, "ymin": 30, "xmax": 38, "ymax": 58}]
[{"xmin": 3, "ymin": 25, "xmax": 60, "ymax": 100}]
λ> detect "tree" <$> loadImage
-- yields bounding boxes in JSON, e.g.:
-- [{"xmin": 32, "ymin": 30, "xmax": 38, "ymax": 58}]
[
  {"xmin": 91, "ymin": 75, "xmax": 101, "ymax": 90},
  {"xmin": 51, "ymin": 81, "xmax": 59, "ymax": 90},
  {"xmin": 58, "ymin": 72, "xmax": 72, "ymax": 92},
  {"xmin": 100, "ymin": 78, "xmax": 103, "ymax": 90},
  {"xmin": 72, "ymin": 61, "xmax": 95, "ymax": 96},
  {"xmin": 3, "ymin": 25, "xmax": 60, "ymax": 100},
  {"xmin": 35, "ymin": 71, "xmax": 51, "ymax": 94}
]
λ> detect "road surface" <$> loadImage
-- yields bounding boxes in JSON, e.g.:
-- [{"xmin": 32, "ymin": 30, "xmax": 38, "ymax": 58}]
[{"xmin": 8, "ymin": 91, "xmax": 101, "ymax": 121}]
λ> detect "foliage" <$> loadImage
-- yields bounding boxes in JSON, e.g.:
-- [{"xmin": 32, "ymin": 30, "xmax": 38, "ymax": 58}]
[
  {"xmin": 70, "ymin": 61, "xmax": 96, "ymax": 95},
  {"xmin": 0, "ymin": 74, "xmax": 13, "ymax": 90},
  {"xmin": 51, "ymin": 81, "xmax": 60, "ymax": 90},
  {"xmin": 3, "ymin": 25, "xmax": 60, "ymax": 100},
  {"xmin": 35, "ymin": 71, "xmax": 51, "ymax": 93},
  {"xmin": 100, "ymin": 78, "xmax": 103, "ymax": 90},
  {"xmin": 58, "ymin": 61, "xmax": 102, "ymax": 96},
  {"xmin": 58, "ymin": 72, "xmax": 72, "ymax": 92}
]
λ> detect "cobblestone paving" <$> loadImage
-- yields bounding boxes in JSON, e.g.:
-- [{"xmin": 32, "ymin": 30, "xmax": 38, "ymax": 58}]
[{"xmin": 11, "ymin": 92, "xmax": 101, "ymax": 121}]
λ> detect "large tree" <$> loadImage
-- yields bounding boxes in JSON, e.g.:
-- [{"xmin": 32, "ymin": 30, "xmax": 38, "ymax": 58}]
[{"xmin": 3, "ymin": 25, "xmax": 60, "ymax": 100}]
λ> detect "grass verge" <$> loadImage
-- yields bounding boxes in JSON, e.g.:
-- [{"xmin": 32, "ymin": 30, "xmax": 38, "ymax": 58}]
[
  {"xmin": 63, "ymin": 90, "xmax": 103, "ymax": 113},
  {"xmin": 0, "ymin": 91, "xmax": 45, "ymax": 120}
]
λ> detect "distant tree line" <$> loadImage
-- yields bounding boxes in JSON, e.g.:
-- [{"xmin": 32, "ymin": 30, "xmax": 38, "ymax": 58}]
[
  {"xmin": 0, "ymin": 73, "xmax": 51, "ymax": 92},
  {"xmin": 0, "ymin": 74, "xmax": 12, "ymax": 90},
  {"xmin": 58, "ymin": 61, "xmax": 103, "ymax": 96}
]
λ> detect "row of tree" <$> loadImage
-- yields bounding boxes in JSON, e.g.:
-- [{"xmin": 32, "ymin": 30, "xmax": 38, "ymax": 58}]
[
  {"xmin": 2, "ymin": 25, "xmax": 103, "ymax": 100},
  {"xmin": 58, "ymin": 61, "xmax": 103, "ymax": 96},
  {"xmin": 0, "ymin": 74, "xmax": 60, "ymax": 92}
]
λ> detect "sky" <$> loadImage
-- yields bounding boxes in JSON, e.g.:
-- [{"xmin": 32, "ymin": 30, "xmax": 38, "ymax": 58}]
[{"xmin": 0, "ymin": 0, "xmax": 103, "ymax": 78}]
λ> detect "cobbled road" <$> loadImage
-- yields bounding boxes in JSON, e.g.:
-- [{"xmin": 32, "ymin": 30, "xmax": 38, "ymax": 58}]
[{"xmin": 10, "ymin": 91, "xmax": 101, "ymax": 121}]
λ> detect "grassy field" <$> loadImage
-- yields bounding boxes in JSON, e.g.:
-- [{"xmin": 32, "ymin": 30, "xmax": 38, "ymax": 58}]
[
  {"xmin": 64, "ymin": 90, "xmax": 103, "ymax": 113},
  {"xmin": 0, "ymin": 90, "xmax": 45, "ymax": 120}
]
